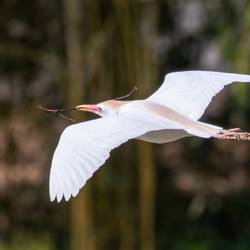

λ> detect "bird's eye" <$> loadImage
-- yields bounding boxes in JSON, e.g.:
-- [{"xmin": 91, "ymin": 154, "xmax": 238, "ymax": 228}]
[{"xmin": 97, "ymin": 107, "xmax": 102, "ymax": 112}]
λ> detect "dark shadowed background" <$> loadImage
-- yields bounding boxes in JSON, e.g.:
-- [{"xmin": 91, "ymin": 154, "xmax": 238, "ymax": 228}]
[{"xmin": 0, "ymin": 0, "xmax": 250, "ymax": 250}]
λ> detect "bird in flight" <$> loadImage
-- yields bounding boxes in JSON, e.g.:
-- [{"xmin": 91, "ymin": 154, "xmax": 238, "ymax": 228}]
[{"xmin": 47, "ymin": 70, "xmax": 250, "ymax": 202}]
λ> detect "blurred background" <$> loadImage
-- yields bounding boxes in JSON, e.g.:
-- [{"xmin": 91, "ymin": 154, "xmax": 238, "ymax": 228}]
[{"xmin": 0, "ymin": 0, "xmax": 250, "ymax": 249}]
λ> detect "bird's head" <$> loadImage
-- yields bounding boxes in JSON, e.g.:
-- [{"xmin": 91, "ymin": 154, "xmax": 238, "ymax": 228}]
[
  {"xmin": 76, "ymin": 100, "xmax": 126, "ymax": 117},
  {"xmin": 76, "ymin": 87, "xmax": 137, "ymax": 117}
]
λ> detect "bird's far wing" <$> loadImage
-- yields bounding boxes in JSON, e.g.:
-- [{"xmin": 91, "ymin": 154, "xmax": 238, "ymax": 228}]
[
  {"xmin": 49, "ymin": 115, "xmax": 158, "ymax": 202},
  {"xmin": 147, "ymin": 71, "xmax": 250, "ymax": 120}
]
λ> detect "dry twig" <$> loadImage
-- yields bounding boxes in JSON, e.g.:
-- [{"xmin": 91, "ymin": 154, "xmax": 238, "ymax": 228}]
[{"xmin": 37, "ymin": 105, "xmax": 76, "ymax": 123}]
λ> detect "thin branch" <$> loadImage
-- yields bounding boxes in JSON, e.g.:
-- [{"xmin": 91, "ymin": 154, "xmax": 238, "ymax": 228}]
[{"xmin": 37, "ymin": 105, "xmax": 76, "ymax": 123}]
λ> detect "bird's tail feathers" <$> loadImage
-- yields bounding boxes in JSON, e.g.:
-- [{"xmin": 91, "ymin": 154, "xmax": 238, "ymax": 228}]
[{"xmin": 186, "ymin": 121, "xmax": 222, "ymax": 138}]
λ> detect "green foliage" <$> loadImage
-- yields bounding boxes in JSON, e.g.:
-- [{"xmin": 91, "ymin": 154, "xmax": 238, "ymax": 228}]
[
  {"xmin": 0, "ymin": 232, "xmax": 54, "ymax": 250},
  {"xmin": 218, "ymin": 27, "xmax": 238, "ymax": 61}
]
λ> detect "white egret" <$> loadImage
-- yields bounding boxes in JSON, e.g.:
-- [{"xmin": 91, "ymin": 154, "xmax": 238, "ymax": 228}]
[{"xmin": 49, "ymin": 70, "xmax": 250, "ymax": 202}]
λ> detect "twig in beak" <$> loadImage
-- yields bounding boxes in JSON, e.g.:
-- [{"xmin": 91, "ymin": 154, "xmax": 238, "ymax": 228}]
[{"xmin": 37, "ymin": 105, "xmax": 76, "ymax": 123}]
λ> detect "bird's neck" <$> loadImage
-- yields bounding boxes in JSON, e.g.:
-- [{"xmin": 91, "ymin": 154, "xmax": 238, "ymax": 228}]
[{"xmin": 103, "ymin": 100, "xmax": 129, "ymax": 111}]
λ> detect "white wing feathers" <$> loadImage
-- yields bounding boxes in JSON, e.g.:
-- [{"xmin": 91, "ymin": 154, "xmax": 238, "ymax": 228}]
[
  {"xmin": 148, "ymin": 71, "xmax": 250, "ymax": 120},
  {"xmin": 49, "ymin": 115, "xmax": 156, "ymax": 202}
]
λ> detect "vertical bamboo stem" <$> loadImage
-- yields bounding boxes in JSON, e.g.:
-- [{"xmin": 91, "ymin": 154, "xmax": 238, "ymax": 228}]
[
  {"xmin": 137, "ymin": 3, "xmax": 158, "ymax": 250},
  {"xmin": 63, "ymin": 0, "xmax": 95, "ymax": 250},
  {"xmin": 137, "ymin": 142, "xmax": 155, "ymax": 250},
  {"xmin": 112, "ymin": 1, "xmax": 139, "ymax": 249},
  {"xmin": 113, "ymin": 1, "xmax": 158, "ymax": 249}
]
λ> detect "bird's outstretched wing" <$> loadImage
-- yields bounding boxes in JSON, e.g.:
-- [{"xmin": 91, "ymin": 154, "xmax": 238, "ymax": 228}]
[
  {"xmin": 50, "ymin": 115, "xmax": 159, "ymax": 202},
  {"xmin": 147, "ymin": 71, "xmax": 250, "ymax": 120}
]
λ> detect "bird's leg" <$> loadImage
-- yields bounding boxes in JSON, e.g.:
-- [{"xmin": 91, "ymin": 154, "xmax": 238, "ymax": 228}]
[
  {"xmin": 215, "ymin": 128, "xmax": 250, "ymax": 141},
  {"xmin": 227, "ymin": 128, "xmax": 242, "ymax": 132},
  {"xmin": 37, "ymin": 105, "xmax": 76, "ymax": 122}
]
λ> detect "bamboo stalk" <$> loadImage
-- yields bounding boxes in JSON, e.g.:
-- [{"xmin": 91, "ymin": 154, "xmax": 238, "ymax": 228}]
[
  {"xmin": 63, "ymin": 0, "xmax": 95, "ymax": 250},
  {"xmin": 137, "ymin": 142, "xmax": 156, "ymax": 250},
  {"xmin": 137, "ymin": 3, "xmax": 158, "ymax": 250},
  {"xmin": 112, "ymin": 1, "xmax": 138, "ymax": 249}
]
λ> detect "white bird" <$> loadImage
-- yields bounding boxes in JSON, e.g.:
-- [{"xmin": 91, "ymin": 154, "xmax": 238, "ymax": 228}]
[{"xmin": 49, "ymin": 70, "xmax": 250, "ymax": 202}]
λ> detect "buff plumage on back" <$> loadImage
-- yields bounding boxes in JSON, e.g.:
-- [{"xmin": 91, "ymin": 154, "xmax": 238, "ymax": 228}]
[{"xmin": 148, "ymin": 71, "xmax": 250, "ymax": 120}]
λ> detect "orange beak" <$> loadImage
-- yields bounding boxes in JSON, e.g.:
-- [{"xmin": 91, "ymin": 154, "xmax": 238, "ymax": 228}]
[{"xmin": 76, "ymin": 104, "xmax": 100, "ymax": 113}]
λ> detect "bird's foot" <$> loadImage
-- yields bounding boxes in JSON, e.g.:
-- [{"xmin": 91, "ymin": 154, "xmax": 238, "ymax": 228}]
[{"xmin": 215, "ymin": 128, "xmax": 250, "ymax": 141}]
